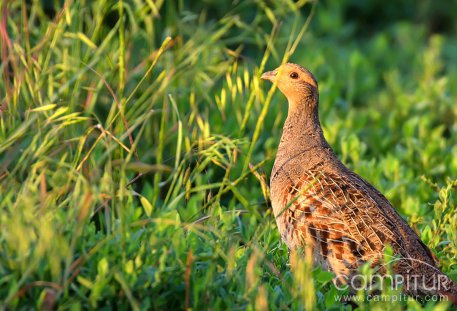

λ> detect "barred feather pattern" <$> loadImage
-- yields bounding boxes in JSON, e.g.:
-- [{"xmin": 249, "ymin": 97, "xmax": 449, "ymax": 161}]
[
  {"xmin": 271, "ymin": 165, "xmax": 457, "ymax": 300},
  {"xmin": 273, "ymin": 169, "xmax": 406, "ymax": 278}
]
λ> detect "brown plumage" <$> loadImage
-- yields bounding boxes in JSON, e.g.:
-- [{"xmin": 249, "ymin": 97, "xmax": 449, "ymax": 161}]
[{"xmin": 262, "ymin": 63, "xmax": 457, "ymax": 303}]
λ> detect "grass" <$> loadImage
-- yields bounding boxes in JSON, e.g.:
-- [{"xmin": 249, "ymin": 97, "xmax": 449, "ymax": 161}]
[{"xmin": 1, "ymin": 0, "xmax": 457, "ymax": 309}]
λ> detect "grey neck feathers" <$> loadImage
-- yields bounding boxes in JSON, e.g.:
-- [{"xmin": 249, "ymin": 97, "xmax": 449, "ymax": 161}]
[{"xmin": 274, "ymin": 95, "xmax": 330, "ymax": 169}]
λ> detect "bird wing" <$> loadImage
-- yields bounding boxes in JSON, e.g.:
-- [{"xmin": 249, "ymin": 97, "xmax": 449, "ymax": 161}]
[{"xmin": 278, "ymin": 169, "xmax": 412, "ymax": 277}]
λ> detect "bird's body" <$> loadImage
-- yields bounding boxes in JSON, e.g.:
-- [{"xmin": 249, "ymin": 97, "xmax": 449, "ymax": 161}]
[{"xmin": 262, "ymin": 63, "xmax": 457, "ymax": 302}]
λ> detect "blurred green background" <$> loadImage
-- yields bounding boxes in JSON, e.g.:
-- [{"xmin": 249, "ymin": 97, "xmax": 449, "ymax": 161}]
[{"xmin": 1, "ymin": 0, "xmax": 456, "ymax": 309}]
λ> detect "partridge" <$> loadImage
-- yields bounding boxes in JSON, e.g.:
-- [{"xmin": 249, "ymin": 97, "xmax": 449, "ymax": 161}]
[{"xmin": 262, "ymin": 63, "xmax": 457, "ymax": 303}]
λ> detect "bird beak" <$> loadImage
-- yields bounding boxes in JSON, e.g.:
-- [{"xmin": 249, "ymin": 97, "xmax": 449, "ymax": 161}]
[{"xmin": 261, "ymin": 70, "xmax": 277, "ymax": 82}]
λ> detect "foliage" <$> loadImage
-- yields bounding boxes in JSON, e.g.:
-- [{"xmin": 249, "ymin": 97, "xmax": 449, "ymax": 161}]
[{"xmin": 1, "ymin": 0, "xmax": 456, "ymax": 309}]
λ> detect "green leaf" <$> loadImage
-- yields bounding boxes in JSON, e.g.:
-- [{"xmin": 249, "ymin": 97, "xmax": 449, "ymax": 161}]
[{"xmin": 140, "ymin": 196, "xmax": 153, "ymax": 217}]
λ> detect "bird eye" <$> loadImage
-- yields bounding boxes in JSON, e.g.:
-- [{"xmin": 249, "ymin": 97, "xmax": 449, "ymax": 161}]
[{"xmin": 289, "ymin": 72, "xmax": 299, "ymax": 79}]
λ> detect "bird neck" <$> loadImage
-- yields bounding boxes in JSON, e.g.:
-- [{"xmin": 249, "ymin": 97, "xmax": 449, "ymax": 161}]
[
  {"xmin": 276, "ymin": 97, "xmax": 329, "ymax": 164},
  {"xmin": 287, "ymin": 96, "xmax": 325, "ymax": 140}
]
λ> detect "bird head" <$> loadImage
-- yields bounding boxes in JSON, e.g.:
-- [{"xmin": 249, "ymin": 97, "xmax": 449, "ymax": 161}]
[{"xmin": 261, "ymin": 63, "xmax": 318, "ymax": 106}]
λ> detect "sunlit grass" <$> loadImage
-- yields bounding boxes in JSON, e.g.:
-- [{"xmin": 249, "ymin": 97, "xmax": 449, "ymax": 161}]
[{"xmin": 1, "ymin": 0, "xmax": 457, "ymax": 309}]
